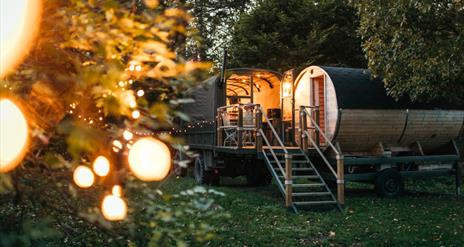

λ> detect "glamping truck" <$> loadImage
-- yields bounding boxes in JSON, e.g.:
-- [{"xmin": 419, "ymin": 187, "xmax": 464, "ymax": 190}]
[{"xmin": 178, "ymin": 66, "xmax": 464, "ymax": 212}]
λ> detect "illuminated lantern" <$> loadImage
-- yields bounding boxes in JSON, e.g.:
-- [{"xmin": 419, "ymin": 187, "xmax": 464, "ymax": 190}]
[
  {"xmin": 73, "ymin": 166, "xmax": 95, "ymax": 188},
  {"xmin": 128, "ymin": 137, "xmax": 171, "ymax": 181},
  {"xmin": 92, "ymin": 156, "xmax": 110, "ymax": 177},
  {"xmin": 0, "ymin": 99, "xmax": 29, "ymax": 173},
  {"xmin": 101, "ymin": 195, "xmax": 127, "ymax": 221},
  {"xmin": 0, "ymin": 0, "xmax": 42, "ymax": 77}
]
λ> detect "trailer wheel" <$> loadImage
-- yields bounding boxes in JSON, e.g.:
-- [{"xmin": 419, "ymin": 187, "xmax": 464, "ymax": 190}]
[
  {"xmin": 193, "ymin": 154, "xmax": 219, "ymax": 185},
  {"xmin": 375, "ymin": 169, "xmax": 404, "ymax": 198},
  {"xmin": 194, "ymin": 155, "xmax": 207, "ymax": 184}
]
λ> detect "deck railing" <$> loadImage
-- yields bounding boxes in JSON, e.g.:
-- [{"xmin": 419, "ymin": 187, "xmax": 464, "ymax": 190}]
[{"xmin": 300, "ymin": 106, "xmax": 345, "ymax": 206}]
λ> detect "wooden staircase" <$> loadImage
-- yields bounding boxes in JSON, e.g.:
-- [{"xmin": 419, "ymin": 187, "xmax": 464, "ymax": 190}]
[{"xmin": 261, "ymin": 148, "xmax": 341, "ymax": 213}]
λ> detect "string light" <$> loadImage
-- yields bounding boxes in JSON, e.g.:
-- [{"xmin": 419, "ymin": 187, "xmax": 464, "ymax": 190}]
[
  {"xmin": 123, "ymin": 130, "xmax": 133, "ymax": 141},
  {"xmin": 73, "ymin": 166, "xmax": 94, "ymax": 188},
  {"xmin": 92, "ymin": 156, "xmax": 110, "ymax": 177},
  {"xmin": 112, "ymin": 185, "xmax": 122, "ymax": 197},
  {"xmin": 0, "ymin": 99, "xmax": 29, "ymax": 173},
  {"xmin": 101, "ymin": 194, "xmax": 127, "ymax": 221},
  {"xmin": 136, "ymin": 89, "xmax": 144, "ymax": 97},
  {"xmin": 132, "ymin": 110, "xmax": 140, "ymax": 119},
  {"xmin": 128, "ymin": 137, "xmax": 171, "ymax": 181}
]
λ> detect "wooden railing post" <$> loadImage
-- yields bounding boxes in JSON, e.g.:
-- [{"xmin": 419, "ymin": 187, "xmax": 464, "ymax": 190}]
[
  {"xmin": 336, "ymin": 154, "xmax": 345, "ymax": 206},
  {"xmin": 314, "ymin": 106, "xmax": 320, "ymax": 148},
  {"xmin": 255, "ymin": 108, "xmax": 263, "ymax": 152},
  {"xmin": 299, "ymin": 107, "xmax": 304, "ymax": 148},
  {"xmin": 285, "ymin": 153, "xmax": 293, "ymax": 208},
  {"xmin": 237, "ymin": 106, "xmax": 243, "ymax": 149},
  {"xmin": 216, "ymin": 109, "xmax": 223, "ymax": 146},
  {"xmin": 301, "ymin": 108, "xmax": 308, "ymax": 150}
]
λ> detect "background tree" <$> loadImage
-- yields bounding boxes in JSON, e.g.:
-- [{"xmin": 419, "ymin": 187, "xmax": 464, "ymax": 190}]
[
  {"xmin": 228, "ymin": 0, "xmax": 366, "ymax": 72},
  {"xmin": 354, "ymin": 0, "xmax": 464, "ymax": 103},
  {"xmin": 184, "ymin": 0, "xmax": 253, "ymax": 66}
]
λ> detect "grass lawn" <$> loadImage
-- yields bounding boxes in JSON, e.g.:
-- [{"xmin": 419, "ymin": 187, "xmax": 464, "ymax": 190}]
[{"xmin": 163, "ymin": 176, "xmax": 464, "ymax": 247}]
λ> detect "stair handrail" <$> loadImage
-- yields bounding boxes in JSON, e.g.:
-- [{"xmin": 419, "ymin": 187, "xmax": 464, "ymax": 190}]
[
  {"xmin": 303, "ymin": 129, "xmax": 338, "ymax": 178},
  {"xmin": 259, "ymin": 129, "xmax": 286, "ymax": 177},
  {"xmin": 259, "ymin": 106, "xmax": 288, "ymax": 154},
  {"xmin": 300, "ymin": 106, "xmax": 340, "ymax": 156}
]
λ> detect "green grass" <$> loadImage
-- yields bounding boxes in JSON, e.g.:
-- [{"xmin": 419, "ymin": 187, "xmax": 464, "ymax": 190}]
[{"xmin": 163, "ymin": 176, "xmax": 464, "ymax": 246}]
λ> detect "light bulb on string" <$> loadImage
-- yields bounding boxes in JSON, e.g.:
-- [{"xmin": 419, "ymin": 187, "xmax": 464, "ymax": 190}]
[
  {"xmin": 73, "ymin": 166, "xmax": 94, "ymax": 188},
  {"xmin": 101, "ymin": 194, "xmax": 127, "ymax": 221},
  {"xmin": 92, "ymin": 156, "xmax": 110, "ymax": 177},
  {"xmin": 0, "ymin": 99, "xmax": 29, "ymax": 173},
  {"xmin": 132, "ymin": 110, "xmax": 140, "ymax": 119},
  {"xmin": 128, "ymin": 137, "xmax": 171, "ymax": 181},
  {"xmin": 123, "ymin": 130, "xmax": 133, "ymax": 141},
  {"xmin": 112, "ymin": 185, "xmax": 122, "ymax": 197}
]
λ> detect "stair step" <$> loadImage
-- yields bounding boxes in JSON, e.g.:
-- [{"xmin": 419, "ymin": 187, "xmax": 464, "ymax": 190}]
[
  {"xmin": 292, "ymin": 192, "xmax": 332, "ymax": 197},
  {"xmin": 292, "ymin": 168, "xmax": 314, "ymax": 171},
  {"xmin": 294, "ymin": 201, "xmax": 338, "ymax": 206},
  {"xmin": 270, "ymin": 160, "xmax": 308, "ymax": 164},
  {"xmin": 292, "ymin": 183, "xmax": 325, "ymax": 188},
  {"xmin": 279, "ymin": 175, "xmax": 319, "ymax": 179}
]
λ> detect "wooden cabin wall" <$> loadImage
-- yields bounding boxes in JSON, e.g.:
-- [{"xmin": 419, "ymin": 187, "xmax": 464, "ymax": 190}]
[
  {"xmin": 399, "ymin": 110, "xmax": 464, "ymax": 152},
  {"xmin": 335, "ymin": 110, "xmax": 406, "ymax": 152}
]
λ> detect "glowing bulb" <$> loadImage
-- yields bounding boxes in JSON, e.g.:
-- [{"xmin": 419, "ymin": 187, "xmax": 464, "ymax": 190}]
[
  {"xmin": 123, "ymin": 130, "xmax": 133, "ymax": 141},
  {"xmin": 132, "ymin": 110, "xmax": 140, "ymax": 119},
  {"xmin": 128, "ymin": 137, "xmax": 171, "ymax": 181},
  {"xmin": 0, "ymin": 0, "xmax": 42, "ymax": 77},
  {"xmin": 73, "ymin": 166, "xmax": 94, "ymax": 188},
  {"xmin": 129, "ymin": 100, "xmax": 137, "ymax": 108},
  {"xmin": 136, "ymin": 90, "xmax": 144, "ymax": 97},
  {"xmin": 92, "ymin": 156, "xmax": 110, "ymax": 177},
  {"xmin": 113, "ymin": 140, "xmax": 123, "ymax": 149},
  {"xmin": 112, "ymin": 185, "xmax": 122, "ymax": 197},
  {"xmin": 0, "ymin": 99, "xmax": 29, "ymax": 173},
  {"xmin": 101, "ymin": 195, "xmax": 127, "ymax": 221},
  {"xmin": 135, "ymin": 65, "xmax": 142, "ymax": 72}
]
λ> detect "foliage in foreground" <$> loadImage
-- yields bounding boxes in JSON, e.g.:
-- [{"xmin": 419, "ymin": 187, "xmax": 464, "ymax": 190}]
[
  {"xmin": 0, "ymin": 0, "xmax": 221, "ymax": 245},
  {"xmin": 354, "ymin": 0, "xmax": 464, "ymax": 103}
]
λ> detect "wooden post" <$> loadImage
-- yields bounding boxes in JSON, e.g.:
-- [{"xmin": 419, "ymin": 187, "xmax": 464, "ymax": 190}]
[
  {"xmin": 301, "ymin": 108, "xmax": 308, "ymax": 150},
  {"xmin": 299, "ymin": 107, "xmax": 304, "ymax": 148},
  {"xmin": 336, "ymin": 154, "xmax": 345, "ymax": 206},
  {"xmin": 456, "ymin": 161, "xmax": 462, "ymax": 198},
  {"xmin": 256, "ymin": 108, "xmax": 263, "ymax": 152},
  {"xmin": 314, "ymin": 107, "xmax": 320, "ymax": 148},
  {"xmin": 237, "ymin": 106, "xmax": 243, "ymax": 149},
  {"xmin": 216, "ymin": 110, "xmax": 223, "ymax": 146},
  {"xmin": 285, "ymin": 153, "xmax": 293, "ymax": 208}
]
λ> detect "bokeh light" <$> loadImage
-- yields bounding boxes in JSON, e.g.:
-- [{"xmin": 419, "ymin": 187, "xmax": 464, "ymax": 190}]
[
  {"xmin": 123, "ymin": 130, "xmax": 133, "ymax": 141},
  {"xmin": 101, "ymin": 195, "xmax": 127, "ymax": 221},
  {"xmin": 0, "ymin": 99, "xmax": 29, "ymax": 173},
  {"xmin": 73, "ymin": 166, "xmax": 95, "ymax": 188},
  {"xmin": 0, "ymin": 0, "xmax": 42, "ymax": 77},
  {"xmin": 132, "ymin": 110, "xmax": 140, "ymax": 119},
  {"xmin": 128, "ymin": 137, "xmax": 171, "ymax": 181},
  {"xmin": 112, "ymin": 185, "xmax": 122, "ymax": 197},
  {"xmin": 92, "ymin": 156, "xmax": 110, "ymax": 177}
]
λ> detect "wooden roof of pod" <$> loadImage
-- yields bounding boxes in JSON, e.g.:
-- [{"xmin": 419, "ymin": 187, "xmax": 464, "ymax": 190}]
[
  {"xmin": 299, "ymin": 66, "xmax": 464, "ymax": 110},
  {"xmin": 226, "ymin": 68, "xmax": 282, "ymax": 95}
]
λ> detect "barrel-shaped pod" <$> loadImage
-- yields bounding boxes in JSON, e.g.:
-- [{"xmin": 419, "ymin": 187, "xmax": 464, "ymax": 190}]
[{"xmin": 293, "ymin": 66, "xmax": 464, "ymax": 153}]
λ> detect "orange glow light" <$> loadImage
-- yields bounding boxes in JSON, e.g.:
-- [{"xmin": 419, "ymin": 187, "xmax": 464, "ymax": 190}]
[
  {"xmin": 0, "ymin": 99, "xmax": 29, "ymax": 173},
  {"xmin": 0, "ymin": 0, "xmax": 42, "ymax": 78},
  {"xmin": 73, "ymin": 166, "xmax": 95, "ymax": 188},
  {"xmin": 101, "ymin": 195, "xmax": 127, "ymax": 221},
  {"xmin": 128, "ymin": 137, "xmax": 171, "ymax": 181},
  {"xmin": 93, "ymin": 156, "xmax": 110, "ymax": 177}
]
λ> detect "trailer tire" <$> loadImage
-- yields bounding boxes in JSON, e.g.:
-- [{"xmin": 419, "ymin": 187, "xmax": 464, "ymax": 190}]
[
  {"xmin": 193, "ymin": 154, "xmax": 220, "ymax": 186},
  {"xmin": 194, "ymin": 155, "xmax": 207, "ymax": 185},
  {"xmin": 375, "ymin": 169, "xmax": 404, "ymax": 198}
]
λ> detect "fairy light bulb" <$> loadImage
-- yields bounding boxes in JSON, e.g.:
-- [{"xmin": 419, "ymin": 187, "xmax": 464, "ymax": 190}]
[
  {"xmin": 132, "ymin": 110, "xmax": 140, "ymax": 119},
  {"xmin": 112, "ymin": 185, "xmax": 122, "ymax": 197},
  {"xmin": 123, "ymin": 130, "xmax": 133, "ymax": 141},
  {"xmin": 0, "ymin": 99, "xmax": 29, "ymax": 173},
  {"xmin": 92, "ymin": 156, "xmax": 110, "ymax": 177},
  {"xmin": 73, "ymin": 166, "xmax": 94, "ymax": 188},
  {"xmin": 0, "ymin": 0, "xmax": 42, "ymax": 77},
  {"xmin": 101, "ymin": 195, "xmax": 127, "ymax": 221},
  {"xmin": 128, "ymin": 137, "xmax": 171, "ymax": 181},
  {"xmin": 136, "ymin": 90, "xmax": 144, "ymax": 97}
]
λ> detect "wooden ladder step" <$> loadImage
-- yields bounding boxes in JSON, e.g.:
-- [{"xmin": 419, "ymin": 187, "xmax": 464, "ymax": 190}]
[
  {"xmin": 292, "ymin": 168, "xmax": 314, "ymax": 171},
  {"xmin": 292, "ymin": 192, "xmax": 332, "ymax": 197},
  {"xmin": 292, "ymin": 183, "xmax": 325, "ymax": 188},
  {"xmin": 294, "ymin": 201, "xmax": 338, "ymax": 206}
]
